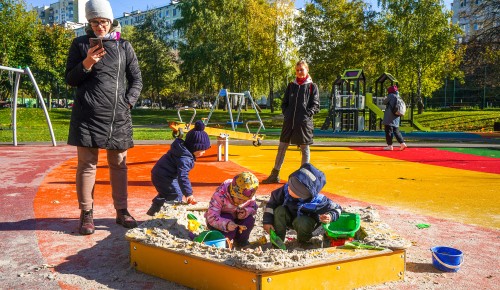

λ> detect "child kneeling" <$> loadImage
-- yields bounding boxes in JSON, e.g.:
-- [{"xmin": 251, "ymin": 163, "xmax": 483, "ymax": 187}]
[
  {"xmin": 147, "ymin": 120, "xmax": 211, "ymax": 216},
  {"xmin": 205, "ymin": 172, "xmax": 259, "ymax": 248},
  {"xmin": 263, "ymin": 163, "xmax": 342, "ymax": 245}
]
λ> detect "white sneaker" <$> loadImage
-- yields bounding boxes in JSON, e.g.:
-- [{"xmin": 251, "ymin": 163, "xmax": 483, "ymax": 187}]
[
  {"xmin": 400, "ymin": 143, "xmax": 408, "ymax": 151},
  {"xmin": 383, "ymin": 145, "xmax": 393, "ymax": 151}
]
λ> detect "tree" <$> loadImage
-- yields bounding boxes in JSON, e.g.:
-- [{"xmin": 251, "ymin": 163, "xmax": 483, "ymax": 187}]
[
  {"xmin": 246, "ymin": 0, "xmax": 296, "ymax": 112},
  {"xmin": 0, "ymin": 0, "xmax": 39, "ymax": 100},
  {"xmin": 32, "ymin": 24, "xmax": 73, "ymax": 109},
  {"xmin": 129, "ymin": 12, "xmax": 180, "ymax": 109},
  {"xmin": 459, "ymin": 0, "xmax": 499, "ymax": 103},
  {"xmin": 175, "ymin": 0, "xmax": 250, "ymax": 95},
  {"xmin": 297, "ymin": 0, "xmax": 376, "ymax": 89},
  {"xmin": 378, "ymin": 0, "xmax": 463, "ymax": 113},
  {"xmin": 174, "ymin": 0, "xmax": 294, "ymax": 103}
]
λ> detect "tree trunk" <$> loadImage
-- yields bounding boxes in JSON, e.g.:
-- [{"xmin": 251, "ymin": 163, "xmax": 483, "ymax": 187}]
[
  {"xmin": 416, "ymin": 65, "xmax": 424, "ymax": 114},
  {"xmin": 48, "ymin": 92, "xmax": 52, "ymax": 111},
  {"xmin": 269, "ymin": 73, "xmax": 274, "ymax": 113}
]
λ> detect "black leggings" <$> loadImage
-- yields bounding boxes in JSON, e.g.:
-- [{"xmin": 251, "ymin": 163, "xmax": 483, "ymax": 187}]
[{"xmin": 384, "ymin": 125, "xmax": 405, "ymax": 145}]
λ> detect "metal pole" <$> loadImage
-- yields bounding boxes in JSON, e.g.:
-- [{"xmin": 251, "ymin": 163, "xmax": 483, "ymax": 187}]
[
  {"xmin": 25, "ymin": 67, "xmax": 57, "ymax": 146},
  {"xmin": 226, "ymin": 92, "xmax": 235, "ymax": 131},
  {"xmin": 244, "ymin": 91, "xmax": 265, "ymax": 130},
  {"xmin": 0, "ymin": 65, "xmax": 24, "ymax": 74},
  {"xmin": 453, "ymin": 78, "xmax": 456, "ymax": 105},
  {"xmin": 12, "ymin": 73, "xmax": 21, "ymax": 146},
  {"xmin": 483, "ymin": 66, "xmax": 486, "ymax": 109},
  {"xmin": 444, "ymin": 77, "xmax": 447, "ymax": 107}
]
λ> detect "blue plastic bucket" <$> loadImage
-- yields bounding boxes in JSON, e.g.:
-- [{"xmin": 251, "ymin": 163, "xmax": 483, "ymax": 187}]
[
  {"xmin": 430, "ymin": 246, "xmax": 463, "ymax": 272},
  {"xmin": 204, "ymin": 238, "xmax": 226, "ymax": 248}
]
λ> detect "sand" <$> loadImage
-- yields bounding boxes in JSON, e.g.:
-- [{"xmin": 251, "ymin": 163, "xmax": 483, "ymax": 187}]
[{"xmin": 125, "ymin": 196, "xmax": 410, "ymax": 273}]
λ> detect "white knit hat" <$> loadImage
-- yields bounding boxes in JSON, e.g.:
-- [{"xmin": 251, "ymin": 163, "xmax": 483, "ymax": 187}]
[{"xmin": 85, "ymin": 0, "xmax": 114, "ymax": 21}]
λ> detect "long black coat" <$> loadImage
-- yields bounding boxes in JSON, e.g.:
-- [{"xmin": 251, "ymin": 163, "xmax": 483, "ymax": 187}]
[
  {"xmin": 280, "ymin": 78, "xmax": 320, "ymax": 145},
  {"xmin": 65, "ymin": 35, "xmax": 142, "ymax": 150}
]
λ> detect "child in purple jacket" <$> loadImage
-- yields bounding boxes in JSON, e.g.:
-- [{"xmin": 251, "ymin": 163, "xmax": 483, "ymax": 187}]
[{"xmin": 204, "ymin": 172, "xmax": 259, "ymax": 247}]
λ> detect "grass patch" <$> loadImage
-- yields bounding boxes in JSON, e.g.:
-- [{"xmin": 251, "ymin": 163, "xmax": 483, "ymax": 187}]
[{"xmin": 0, "ymin": 107, "xmax": 499, "ymax": 143}]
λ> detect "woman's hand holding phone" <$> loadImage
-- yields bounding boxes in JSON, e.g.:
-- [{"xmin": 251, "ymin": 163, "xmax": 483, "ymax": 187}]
[{"xmin": 83, "ymin": 38, "xmax": 106, "ymax": 71}]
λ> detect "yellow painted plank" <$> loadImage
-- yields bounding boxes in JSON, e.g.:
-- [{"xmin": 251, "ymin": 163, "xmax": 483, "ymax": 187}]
[
  {"xmin": 131, "ymin": 240, "xmax": 405, "ymax": 290},
  {"xmin": 170, "ymin": 122, "xmax": 265, "ymax": 142},
  {"xmin": 260, "ymin": 250, "xmax": 405, "ymax": 290},
  {"xmin": 130, "ymin": 242, "xmax": 258, "ymax": 290}
]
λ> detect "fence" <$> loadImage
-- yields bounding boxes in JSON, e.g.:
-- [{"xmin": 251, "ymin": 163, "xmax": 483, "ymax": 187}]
[{"xmin": 428, "ymin": 81, "xmax": 499, "ymax": 109}]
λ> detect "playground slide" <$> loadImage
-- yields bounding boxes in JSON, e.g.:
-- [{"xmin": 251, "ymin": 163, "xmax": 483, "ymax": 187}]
[
  {"xmin": 366, "ymin": 98, "xmax": 385, "ymax": 120},
  {"xmin": 365, "ymin": 93, "xmax": 429, "ymax": 132},
  {"xmin": 411, "ymin": 120, "xmax": 430, "ymax": 131}
]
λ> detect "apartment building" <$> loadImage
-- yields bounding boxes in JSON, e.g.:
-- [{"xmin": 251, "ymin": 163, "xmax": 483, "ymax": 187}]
[
  {"xmin": 75, "ymin": 2, "xmax": 182, "ymax": 38},
  {"xmin": 451, "ymin": 0, "xmax": 493, "ymax": 42},
  {"xmin": 33, "ymin": 0, "xmax": 87, "ymax": 27},
  {"xmin": 33, "ymin": 0, "xmax": 182, "ymax": 40}
]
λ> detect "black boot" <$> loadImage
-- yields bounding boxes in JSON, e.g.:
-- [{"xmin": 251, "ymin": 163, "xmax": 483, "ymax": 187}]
[
  {"xmin": 262, "ymin": 169, "xmax": 280, "ymax": 184},
  {"xmin": 79, "ymin": 209, "xmax": 95, "ymax": 235},
  {"xmin": 116, "ymin": 209, "xmax": 138, "ymax": 229},
  {"xmin": 146, "ymin": 202, "xmax": 163, "ymax": 216}
]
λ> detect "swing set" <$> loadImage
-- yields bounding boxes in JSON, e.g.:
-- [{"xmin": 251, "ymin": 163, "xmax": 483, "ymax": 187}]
[
  {"xmin": 0, "ymin": 65, "xmax": 56, "ymax": 146},
  {"xmin": 168, "ymin": 89, "xmax": 265, "ymax": 147}
]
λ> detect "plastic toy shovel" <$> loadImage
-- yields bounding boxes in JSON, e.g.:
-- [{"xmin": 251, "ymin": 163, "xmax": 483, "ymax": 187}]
[
  {"xmin": 269, "ymin": 229, "xmax": 286, "ymax": 250},
  {"xmin": 187, "ymin": 213, "xmax": 204, "ymax": 232}
]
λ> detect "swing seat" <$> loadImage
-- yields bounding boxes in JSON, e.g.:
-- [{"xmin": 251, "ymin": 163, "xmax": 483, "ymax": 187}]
[{"xmin": 226, "ymin": 121, "xmax": 243, "ymax": 125}]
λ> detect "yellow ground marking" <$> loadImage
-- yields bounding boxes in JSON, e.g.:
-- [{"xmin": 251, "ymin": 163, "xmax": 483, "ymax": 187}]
[{"xmin": 229, "ymin": 145, "xmax": 500, "ymax": 229}]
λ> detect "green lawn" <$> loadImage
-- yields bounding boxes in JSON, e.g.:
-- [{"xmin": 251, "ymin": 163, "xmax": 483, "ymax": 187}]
[{"xmin": 0, "ymin": 107, "xmax": 499, "ymax": 143}]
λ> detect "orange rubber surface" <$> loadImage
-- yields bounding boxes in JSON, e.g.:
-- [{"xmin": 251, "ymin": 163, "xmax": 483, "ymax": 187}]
[{"xmin": 1, "ymin": 143, "xmax": 499, "ymax": 289}]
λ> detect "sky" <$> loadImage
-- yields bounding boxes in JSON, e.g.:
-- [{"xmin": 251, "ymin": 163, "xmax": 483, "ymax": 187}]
[
  {"xmin": 24, "ymin": 1, "xmax": 306, "ymax": 18},
  {"xmin": 25, "ymin": 0, "xmax": 453, "ymax": 19}
]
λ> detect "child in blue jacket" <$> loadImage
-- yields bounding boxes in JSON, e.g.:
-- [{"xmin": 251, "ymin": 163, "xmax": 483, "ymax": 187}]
[
  {"xmin": 263, "ymin": 163, "xmax": 342, "ymax": 245},
  {"xmin": 146, "ymin": 120, "xmax": 211, "ymax": 216}
]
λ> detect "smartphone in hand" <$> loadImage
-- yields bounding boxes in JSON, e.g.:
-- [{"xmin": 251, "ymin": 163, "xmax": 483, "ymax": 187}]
[{"xmin": 89, "ymin": 38, "xmax": 103, "ymax": 49}]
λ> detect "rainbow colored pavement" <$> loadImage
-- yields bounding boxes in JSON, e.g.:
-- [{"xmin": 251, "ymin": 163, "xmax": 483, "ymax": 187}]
[{"xmin": 0, "ymin": 143, "xmax": 499, "ymax": 289}]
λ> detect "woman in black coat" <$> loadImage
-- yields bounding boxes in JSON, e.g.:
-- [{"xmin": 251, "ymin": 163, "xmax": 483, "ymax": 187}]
[
  {"xmin": 65, "ymin": 0, "xmax": 142, "ymax": 235},
  {"xmin": 262, "ymin": 60, "xmax": 320, "ymax": 184}
]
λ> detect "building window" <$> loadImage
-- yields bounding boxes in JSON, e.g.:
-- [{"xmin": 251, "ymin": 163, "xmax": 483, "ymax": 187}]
[{"xmin": 173, "ymin": 8, "xmax": 177, "ymax": 16}]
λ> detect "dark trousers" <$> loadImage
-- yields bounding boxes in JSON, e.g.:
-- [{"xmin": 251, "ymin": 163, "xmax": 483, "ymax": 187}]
[
  {"xmin": 151, "ymin": 173, "xmax": 183, "ymax": 204},
  {"xmin": 273, "ymin": 205, "xmax": 317, "ymax": 244},
  {"xmin": 208, "ymin": 212, "xmax": 255, "ymax": 245},
  {"xmin": 384, "ymin": 125, "xmax": 405, "ymax": 145}
]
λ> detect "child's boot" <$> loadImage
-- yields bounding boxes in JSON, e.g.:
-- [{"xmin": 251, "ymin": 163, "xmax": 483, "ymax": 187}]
[
  {"xmin": 400, "ymin": 143, "xmax": 408, "ymax": 151},
  {"xmin": 383, "ymin": 145, "xmax": 393, "ymax": 151},
  {"xmin": 79, "ymin": 209, "xmax": 95, "ymax": 235},
  {"xmin": 116, "ymin": 208, "xmax": 138, "ymax": 228},
  {"xmin": 262, "ymin": 169, "xmax": 280, "ymax": 184},
  {"xmin": 146, "ymin": 202, "xmax": 163, "ymax": 216}
]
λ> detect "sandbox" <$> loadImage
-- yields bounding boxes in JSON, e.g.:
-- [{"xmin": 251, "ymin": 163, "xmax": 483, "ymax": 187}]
[{"xmin": 126, "ymin": 198, "xmax": 409, "ymax": 289}]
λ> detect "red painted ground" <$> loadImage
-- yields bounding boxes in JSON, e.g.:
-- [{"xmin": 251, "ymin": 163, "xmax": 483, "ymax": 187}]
[{"xmin": 353, "ymin": 147, "xmax": 500, "ymax": 174}]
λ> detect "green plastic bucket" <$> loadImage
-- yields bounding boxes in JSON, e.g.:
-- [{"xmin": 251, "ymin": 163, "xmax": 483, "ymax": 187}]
[
  {"xmin": 194, "ymin": 230, "xmax": 226, "ymax": 248},
  {"xmin": 323, "ymin": 212, "xmax": 361, "ymax": 239}
]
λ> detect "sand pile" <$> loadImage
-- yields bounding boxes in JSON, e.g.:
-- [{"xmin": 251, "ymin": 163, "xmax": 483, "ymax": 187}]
[{"xmin": 126, "ymin": 196, "xmax": 410, "ymax": 272}]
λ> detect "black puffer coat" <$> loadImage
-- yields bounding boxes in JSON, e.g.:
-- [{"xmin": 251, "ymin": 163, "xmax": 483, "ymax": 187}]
[
  {"xmin": 65, "ymin": 35, "xmax": 142, "ymax": 150},
  {"xmin": 280, "ymin": 77, "xmax": 320, "ymax": 145},
  {"xmin": 151, "ymin": 138, "xmax": 195, "ymax": 198}
]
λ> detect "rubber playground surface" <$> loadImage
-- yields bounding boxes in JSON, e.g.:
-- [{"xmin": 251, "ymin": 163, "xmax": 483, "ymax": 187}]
[{"xmin": 0, "ymin": 141, "xmax": 499, "ymax": 289}]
